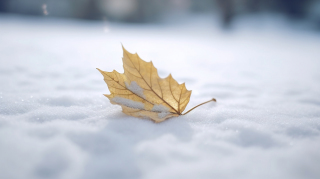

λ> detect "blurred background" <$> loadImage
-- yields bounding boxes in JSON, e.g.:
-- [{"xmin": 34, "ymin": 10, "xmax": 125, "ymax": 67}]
[{"xmin": 1, "ymin": 0, "xmax": 320, "ymax": 29}]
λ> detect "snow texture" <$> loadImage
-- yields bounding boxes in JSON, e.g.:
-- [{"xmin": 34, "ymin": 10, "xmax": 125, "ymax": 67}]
[
  {"xmin": 112, "ymin": 97, "xmax": 144, "ymax": 110},
  {"xmin": 125, "ymin": 81, "xmax": 145, "ymax": 98},
  {"xmin": 151, "ymin": 104, "xmax": 169, "ymax": 112},
  {"xmin": 157, "ymin": 112, "xmax": 170, "ymax": 119},
  {"xmin": 151, "ymin": 104, "xmax": 170, "ymax": 118},
  {"xmin": 0, "ymin": 14, "xmax": 320, "ymax": 179}
]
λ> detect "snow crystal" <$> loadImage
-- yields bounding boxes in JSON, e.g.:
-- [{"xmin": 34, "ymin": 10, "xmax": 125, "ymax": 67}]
[
  {"xmin": 112, "ymin": 97, "xmax": 144, "ymax": 109},
  {"xmin": 125, "ymin": 81, "xmax": 145, "ymax": 98}
]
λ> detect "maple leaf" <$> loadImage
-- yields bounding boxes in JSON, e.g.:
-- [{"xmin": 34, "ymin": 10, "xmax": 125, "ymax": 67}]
[{"xmin": 97, "ymin": 46, "xmax": 216, "ymax": 123}]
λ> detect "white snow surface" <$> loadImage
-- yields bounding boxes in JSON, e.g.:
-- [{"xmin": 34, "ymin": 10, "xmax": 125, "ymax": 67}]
[{"xmin": 1, "ymin": 14, "xmax": 320, "ymax": 179}]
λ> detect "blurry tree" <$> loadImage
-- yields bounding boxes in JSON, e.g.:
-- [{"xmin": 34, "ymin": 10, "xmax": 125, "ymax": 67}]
[
  {"xmin": 0, "ymin": 0, "xmax": 8, "ymax": 12},
  {"xmin": 190, "ymin": 0, "xmax": 215, "ymax": 12},
  {"xmin": 97, "ymin": 0, "xmax": 165, "ymax": 22},
  {"xmin": 216, "ymin": 0, "xmax": 234, "ymax": 28},
  {"xmin": 0, "ymin": 0, "xmax": 319, "ymax": 29},
  {"xmin": 277, "ymin": 0, "xmax": 311, "ymax": 18}
]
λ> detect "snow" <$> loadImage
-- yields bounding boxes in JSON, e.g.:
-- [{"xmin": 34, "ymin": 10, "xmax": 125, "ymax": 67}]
[
  {"xmin": 112, "ymin": 97, "xmax": 144, "ymax": 110},
  {"xmin": 0, "ymin": 14, "xmax": 320, "ymax": 179},
  {"xmin": 125, "ymin": 81, "xmax": 145, "ymax": 98},
  {"xmin": 151, "ymin": 104, "xmax": 170, "ymax": 118},
  {"xmin": 151, "ymin": 104, "xmax": 169, "ymax": 113}
]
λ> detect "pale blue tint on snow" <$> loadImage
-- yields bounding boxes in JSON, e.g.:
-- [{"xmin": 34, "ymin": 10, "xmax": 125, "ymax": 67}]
[{"xmin": 1, "ymin": 1, "xmax": 320, "ymax": 179}]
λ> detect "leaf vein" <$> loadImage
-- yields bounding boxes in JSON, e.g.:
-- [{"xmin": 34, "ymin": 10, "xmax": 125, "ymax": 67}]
[
  {"xmin": 128, "ymin": 56, "xmax": 179, "ymax": 114},
  {"xmin": 103, "ymin": 70, "xmax": 155, "ymax": 105},
  {"xmin": 178, "ymin": 87, "xmax": 183, "ymax": 113},
  {"xmin": 169, "ymin": 77, "xmax": 179, "ymax": 102}
]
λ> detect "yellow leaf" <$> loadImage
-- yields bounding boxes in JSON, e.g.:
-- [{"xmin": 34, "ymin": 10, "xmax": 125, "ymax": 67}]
[{"xmin": 97, "ymin": 46, "xmax": 216, "ymax": 123}]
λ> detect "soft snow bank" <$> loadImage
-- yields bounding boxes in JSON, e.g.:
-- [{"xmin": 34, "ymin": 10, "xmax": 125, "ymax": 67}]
[{"xmin": 0, "ymin": 14, "xmax": 320, "ymax": 179}]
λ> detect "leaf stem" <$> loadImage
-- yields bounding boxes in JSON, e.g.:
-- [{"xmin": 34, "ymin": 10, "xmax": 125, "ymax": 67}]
[{"xmin": 182, "ymin": 98, "xmax": 216, "ymax": 115}]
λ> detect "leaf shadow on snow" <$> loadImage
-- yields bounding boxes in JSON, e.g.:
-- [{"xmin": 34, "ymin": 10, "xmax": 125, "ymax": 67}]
[{"xmin": 68, "ymin": 114, "xmax": 193, "ymax": 179}]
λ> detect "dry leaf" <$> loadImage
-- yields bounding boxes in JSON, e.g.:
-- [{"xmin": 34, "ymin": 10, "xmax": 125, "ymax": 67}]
[{"xmin": 97, "ymin": 46, "xmax": 216, "ymax": 123}]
